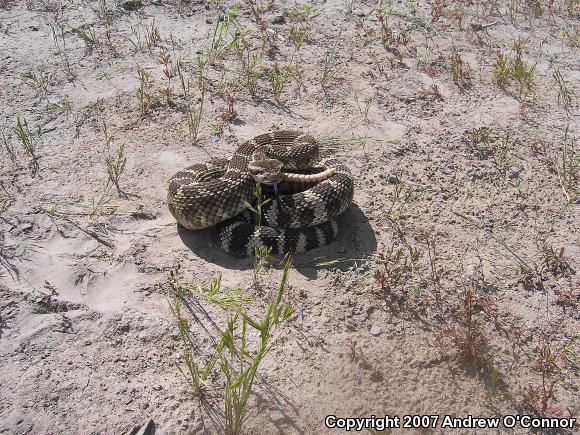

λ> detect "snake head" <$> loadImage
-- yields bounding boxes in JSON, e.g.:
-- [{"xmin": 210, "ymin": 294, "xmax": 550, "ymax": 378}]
[{"xmin": 248, "ymin": 152, "xmax": 284, "ymax": 184}]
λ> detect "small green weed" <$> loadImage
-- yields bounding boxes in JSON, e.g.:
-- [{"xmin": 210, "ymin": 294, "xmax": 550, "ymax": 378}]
[
  {"xmin": 104, "ymin": 143, "xmax": 127, "ymax": 196},
  {"xmin": 387, "ymin": 179, "xmax": 419, "ymax": 222},
  {"xmin": 494, "ymin": 53, "xmax": 510, "ymax": 87},
  {"xmin": 70, "ymin": 25, "xmax": 96, "ymax": 53},
  {"xmin": 268, "ymin": 63, "xmax": 291, "ymax": 102},
  {"xmin": 50, "ymin": 23, "xmax": 74, "ymax": 79},
  {"xmin": 521, "ymin": 336, "xmax": 562, "ymax": 416},
  {"xmin": 373, "ymin": 243, "xmax": 420, "ymax": 300},
  {"xmin": 550, "ymin": 126, "xmax": 579, "ymax": 191},
  {"xmin": 176, "ymin": 56, "xmax": 205, "ymax": 143},
  {"xmin": 466, "ymin": 127, "xmax": 493, "ymax": 156},
  {"xmin": 511, "ymin": 177, "xmax": 524, "ymax": 196},
  {"xmin": 128, "ymin": 18, "xmax": 161, "ymax": 51},
  {"xmin": 167, "ymin": 255, "xmax": 293, "ymax": 434},
  {"xmin": 21, "ymin": 67, "xmax": 54, "ymax": 98},
  {"xmin": 167, "ymin": 264, "xmax": 219, "ymax": 394},
  {"xmin": 221, "ymin": 258, "xmax": 293, "ymax": 434},
  {"xmin": 321, "ymin": 41, "xmax": 340, "ymax": 90},
  {"xmin": 494, "ymin": 131, "xmax": 518, "ymax": 173},
  {"xmin": 562, "ymin": 23, "xmax": 579, "ymax": 47},
  {"xmin": 14, "ymin": 116, "xmax": 42, "ymax": 159},
  {"xmin": 354, "ymin": 93, "xmax": 373, "ymax": 124},
  {"xmin": 136, "ymin": 67, "xmax": 151, "ymax": 116},
  {"xmin": 45, "ymin": 98, "xmax": 72, "ymax": 117},
  {"xmin": 447, "ymin": 46, "xmax": 471, "ymax": 88},
  {"xmin": 553, "ymin": 69, "xmax": 572, "ymax": 112},
  {"xmin": 1, "ymin": 128, "xmax": 16, "ymax": 161},
  {"xmin": 494, "ymin": 38, "xmax": 535, "ymax": 98}
]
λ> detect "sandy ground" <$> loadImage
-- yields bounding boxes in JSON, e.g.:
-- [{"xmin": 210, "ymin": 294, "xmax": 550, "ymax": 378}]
[{"xmin": 1, "ymin": 0, "xmax": 579, "ymax": 434}]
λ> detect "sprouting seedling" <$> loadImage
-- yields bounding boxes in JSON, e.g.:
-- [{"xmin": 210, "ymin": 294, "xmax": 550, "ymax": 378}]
[
  {"xmin": 175, "ymin": 56, "xmax": 205, "ymax": 143},
  {"xmin": 511, "ymin": 177, "xmax": 524, "ymax": 196},
  {"xmin": 288, "ymin": 25, "xmax": 307, "ymax": 53},
  {"xmin": 1, "ymin": 128, "xmax": 16, "ymax": 161},
  {"xmin": 101, "ymin": 119, "xmax": 112, "ymax": 146},
  {"xmin": 159, "ymin": 50, "xmax": 176, "ymax": 105},
  {"xmin": 167, "ymin": 265, "xmax": 219, "ymax": 394},
  {"xmin": 70, "ymin": 25, "xmax": 96, "ymax": 53},
  {"xmin": 354, "ymin": 93, "xmax": 374, "ymax": 124},
  {"xmin": 21, "ymin": 67, "xmax": 54, "ymax": 99},
  {"xmin": 493, "ymin": 39, "xmax": 536, "ymax": 99},
  {"xmin": 245, "ymin": 181, "xmax": 273, "ymax": 282},
  {"xmin": 167, "ymin": 256, "xmax": 293, "ymax": 430},
  {"xmin": 521, "ymin": 335, "xmax": 563, "ymax": 416},
  {"xmin": 50, "ymin": 23, "xmax": 74, "ymax": 79},
  {"xmin": 13, "ymin": 116, "xmax": 42, "ymax": 159},
  {"xmin": 176, "ymin": 58, "xmax": 190, "ymax": 97},
  {"xmin": 189, "ymin": 275, "xmax": 251, "ymax": 311},
  {"xmin": 507, "ymin": 0, "xmax": 519, "ymax": 24},
  {"xmin": 221, "ymin": 258, "xmax": 293, "ymax": 434},
  {"xmin": 512, "ymin": 37, "xmax": 539, "ymax": 98},
  {"xmin": 487, "ymin": 366, "xmax": 504, "ymax": 395},
  {"xmin": 136, "ymin": 67, "xmax": 151, "ymax": 116},
  {"xmin": 104, "ymin": 143, "xmax": 127, "ymax": 196},
  {"xmin": 89, "ymin": 181, "xmax": 112, "ymax": 218},
  {"xmin": 253, "ymin": 244, "xmax": 272, "ymax": 284},
  {"xmin": 447, "ymin": 46, "xmax": 471, "ymax": 88},
  {"xmin": 269, "ymin": 63, "xmax": 291, "ymax": 102},
  {"xmin": 494, "ymin": 131, "xmax": 517, "ymax": 173},
  {"xmin": 494, "ymin": 53, "xmax": 510, "ymax": 87},
  {"xmin": 321, "ymin": 40, "xmax": 340, "ymax": 89},
  {"xmin": 231, "ymin": 32, "xmax": 263, "ymax": 95},
  {"xmin": 206, "ymin": 8, "xmax": 238, "ymax": 63},
  {"xmin": 187, "ymin": 91, "xmax": 204, "ymax": 144},
  {"xmin": 128, "ymin": 18, "xmax": 161, "ymax": 51},
  {"xmin": 552, "ymin": 125, "xmax": 579, "ymax": 192},
  {"xmin": 387, "ymin": 179, "xmax": 419, "ymax": 222},
  {"xmin": 286, "ymin": 3, "xmax": 318, "ymax": 54},
  {"xmin": 244, "ymin": 181, "xmax": 272, "ymax": 229},
  {"xmin": 553, "ymin": 69, "xmax": 572, "ymax": 111},
  {"xmin": 466, "ymin": 126, "xmax": 493, "ymax": 156},
  {"xmin": 45, "ymin": 98, "xmax": 73, "ymax": 117}
]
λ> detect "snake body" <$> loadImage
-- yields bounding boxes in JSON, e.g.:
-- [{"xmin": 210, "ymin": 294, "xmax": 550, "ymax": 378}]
[{"xmin": 167, "ymin": 131, "xmax": 354, "ymax": 257}]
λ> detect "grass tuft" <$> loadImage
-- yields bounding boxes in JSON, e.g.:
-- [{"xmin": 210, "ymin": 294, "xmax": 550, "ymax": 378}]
[
  {"xmin": 14, "ymin": 116, "xmax": 42, "ymax": 159},
  {"xmin": 21, "ymin": 67, "xmax": 54, "ymax": 99}
]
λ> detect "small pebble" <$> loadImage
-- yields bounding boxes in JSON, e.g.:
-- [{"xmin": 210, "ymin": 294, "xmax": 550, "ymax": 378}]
[
  {"xmin": 509, "ymin": 166, "xmax": 521, "ymax": 177},
  {"xmin": 370, "ymin": 325, "xmax": 381, "ymax": 336},
  {"xmin": 271, "ymin": 14, "xmax": 285, "ymax": 24},
  {"xmin": 11, "ymin": 222, "xmax": 32, "ymax": 236},
  {"xmin": 121, "ymin": 0, "xmax": 141, "ymax": 10}
]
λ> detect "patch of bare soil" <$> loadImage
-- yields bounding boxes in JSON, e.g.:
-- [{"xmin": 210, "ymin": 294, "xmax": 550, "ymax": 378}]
[{"xmin": 1, "ymin": 0, "xmax": 578, "ymax": 434}]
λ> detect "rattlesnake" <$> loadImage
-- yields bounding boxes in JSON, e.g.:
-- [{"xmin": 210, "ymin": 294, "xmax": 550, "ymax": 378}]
[{"xmin": 167, "ymin": 131, "xmax": 354, "ymax": 257}]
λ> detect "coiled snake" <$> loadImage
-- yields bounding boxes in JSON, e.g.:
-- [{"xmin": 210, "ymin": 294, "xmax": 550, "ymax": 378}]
[{"xmin": 167, "ymin": 131, "xmax": 354, "ymax": 257}]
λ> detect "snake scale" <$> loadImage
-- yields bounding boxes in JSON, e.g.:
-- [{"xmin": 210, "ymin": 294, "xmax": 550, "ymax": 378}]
[{"xmin": 167, "ymin": 131, "xmax": 354, "ymax": 257}]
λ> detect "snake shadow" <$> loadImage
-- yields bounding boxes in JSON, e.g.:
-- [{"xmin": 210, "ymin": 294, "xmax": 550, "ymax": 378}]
[{"xmin": 177, "ymin": 203, "xmax": 377, "ymax": 278}]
